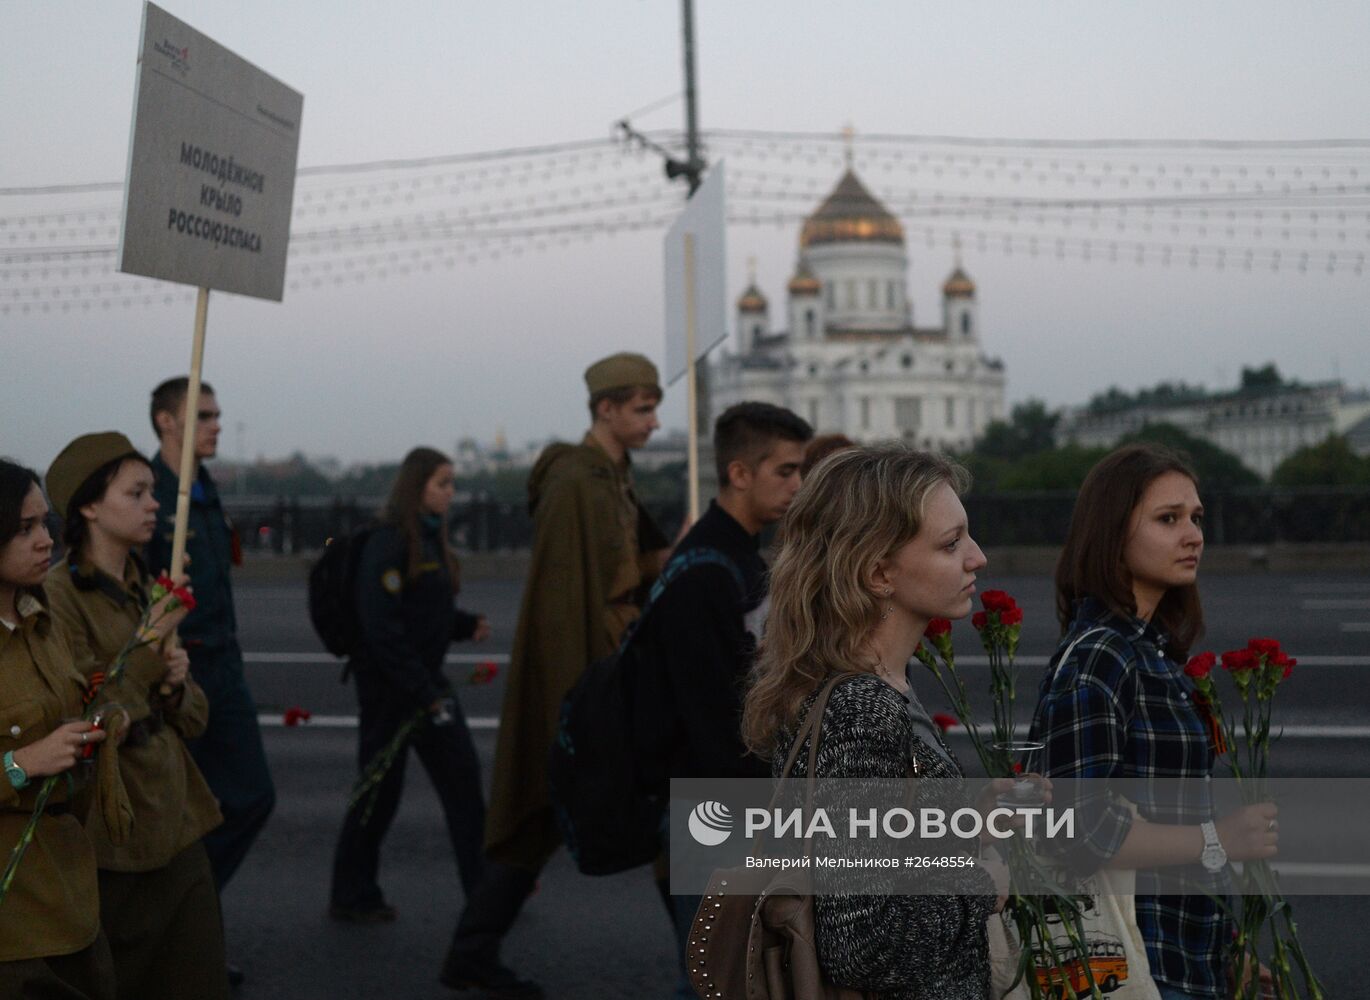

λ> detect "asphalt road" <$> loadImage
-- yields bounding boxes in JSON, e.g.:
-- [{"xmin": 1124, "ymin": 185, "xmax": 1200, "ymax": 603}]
[{"xmin": 218, "ymin": 569, "xmax": 1369, "ymax": 999}]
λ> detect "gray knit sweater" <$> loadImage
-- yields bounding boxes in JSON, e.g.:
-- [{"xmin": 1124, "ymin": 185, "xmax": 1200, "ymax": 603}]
[{"xmin": 774, "ymin": 672, "xmax": 996, "ymax": 1000}]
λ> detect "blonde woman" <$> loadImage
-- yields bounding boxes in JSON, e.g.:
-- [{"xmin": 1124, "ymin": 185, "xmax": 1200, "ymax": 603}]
[{"xmin": 742, "ymin": 447, "xmax": 1002, "ymax": 1000}]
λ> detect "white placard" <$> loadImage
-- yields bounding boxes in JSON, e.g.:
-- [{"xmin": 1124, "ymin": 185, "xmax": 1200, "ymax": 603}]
[
  {"xmin": 118, "ymin": 3, "xmax": 303, "ymax": 301},
  {"xmin": 663, "ymin": 161, "xmax": 727, "ymax": 385}
]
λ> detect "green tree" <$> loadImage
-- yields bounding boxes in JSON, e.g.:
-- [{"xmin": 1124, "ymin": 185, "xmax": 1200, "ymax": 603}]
[
  {"xmin": 974, "ymin": 399, "xmax": 1059, "ymax": 460},
  {"xmin": 996, "ymin": 444, "xmax": 1109, "ymax": 491},
  {"xmin": 1271, "ymin": 435, "xmax": 1370, "ymax": 487},
  {"xmin": 1239, "ymin": 363, "xmax": 1285, "ymax": 391},
  {"xmin": 1118, "ymin": 423, "xmax": 1261, "ymax": 490},
  {"xmin": 242, "ymin": 452, "xmax": 333, "ymax": 496}
]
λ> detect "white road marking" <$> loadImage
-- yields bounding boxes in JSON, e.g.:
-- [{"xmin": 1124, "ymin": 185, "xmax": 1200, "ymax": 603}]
[
  {"xmin": 258, "ymin": 716, "xmax": 1370, "ymax": 738},
  {"xmin": 245, "ymin": 652, "xmax": 1370, "ymax": 667},
  {"xmin": 1262, "ymin": 862, "xmax": 1370, "ymax": 880}
]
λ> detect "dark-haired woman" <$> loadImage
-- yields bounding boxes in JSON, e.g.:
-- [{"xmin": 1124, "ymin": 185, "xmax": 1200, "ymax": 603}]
[
  {"xmin": 0, "ymin": 460, "xmax": 114, "ymax": 999},
  {"xmin": 329, "ymin": 447, "xmax": 491, "ymax": 923},
  {"xmin": 43, "ymin": 433, "xmax": 228, "ymax": 1000},
  {"xmin": 1028, "ymin": 443, "xmax": 1277, "ymax": 1000}
]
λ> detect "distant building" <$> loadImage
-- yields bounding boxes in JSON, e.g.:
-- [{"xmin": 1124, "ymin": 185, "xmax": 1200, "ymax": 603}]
[
  {"xmin": 707, "ymin": 167, "xmax": 1006, "ymax": 451},
  {"xmin": 1059, "ymin": 382, "xmax": 1370, "ymax": 479},
  {"xmin": 634, "ymin": 429, "xmax": 688, "ymax": 471}
]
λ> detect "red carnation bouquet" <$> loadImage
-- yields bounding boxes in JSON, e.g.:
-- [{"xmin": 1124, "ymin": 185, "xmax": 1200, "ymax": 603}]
[
  {"xmin": 1184, "ymin": 640, "xmax": 1323, "ymax": 1000},
  {"xmin": 917, "ymin": 591, "xmax": 1099, "ymax": 999},
  {"xmin": 0, "ymin": 575, "xmax": 195, "ymax": 907}
]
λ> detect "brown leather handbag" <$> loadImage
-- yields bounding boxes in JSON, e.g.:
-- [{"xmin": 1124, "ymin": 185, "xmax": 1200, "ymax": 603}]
[{"xmin": 687, "ymin": 674, "xmax": 875, "ymax": 1000}]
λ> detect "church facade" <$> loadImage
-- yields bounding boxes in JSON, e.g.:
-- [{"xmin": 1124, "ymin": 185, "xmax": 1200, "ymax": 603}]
[{"xmin": 708, "ymin": 169, "xmax": 1006, "ymax": 452}]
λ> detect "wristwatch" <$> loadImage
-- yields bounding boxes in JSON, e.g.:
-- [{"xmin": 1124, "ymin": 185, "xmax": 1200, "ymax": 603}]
[
  {"xmin": 1200, "ymin": 820, "xmax": 1227, "ymax": 872},
  {"xmin": 3, "ymin": 751, "xmax": 28, "ymax": 791}
]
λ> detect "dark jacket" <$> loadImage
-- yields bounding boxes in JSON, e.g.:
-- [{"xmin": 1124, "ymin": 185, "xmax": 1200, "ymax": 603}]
[
  {"xmin": 351, "ymin": 516, "xmax": 479, "ymax": 709},
  {"xmin": 777, "ymin": 673, "xmax": 995, "ymax": 1000},
  {"xmin": 147, "ymin": 453, "xmax": 238, "ymax": 651},
  {"xmin": 631, "ymin": 500, "xmax": 769, "ymax": 786}
]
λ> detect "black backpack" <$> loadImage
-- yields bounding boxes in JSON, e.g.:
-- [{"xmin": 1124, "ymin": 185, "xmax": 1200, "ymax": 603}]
[
  {"xmin": 307, "ymin": 522, "xmax": 377, "ymax": 658},
  {"xmin": 548, "ymin": 547, "xmax": 743, "ymax": 876}
]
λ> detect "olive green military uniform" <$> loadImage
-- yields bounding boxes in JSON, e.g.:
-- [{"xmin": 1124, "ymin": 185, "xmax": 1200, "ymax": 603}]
[
  {"xmin": 484, "ymin": 432, "xmax": 668, "ymax": 870},
  {"xmin": 46, "ymin": 558, "xmax": 228, "ymax": 1000},
  {"xmin": 0, "ymin": 590, "xmax": 117, "ymax": 1000}
]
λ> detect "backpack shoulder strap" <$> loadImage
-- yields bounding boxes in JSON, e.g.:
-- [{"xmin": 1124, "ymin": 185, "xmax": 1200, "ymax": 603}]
[
  {"xmin": 645, "ymin": 547, "xmax": 745, "ymax": 610},
  {"xmin": 1047, "ymin": 625, "xmax": 1111, "ymax": 685}
]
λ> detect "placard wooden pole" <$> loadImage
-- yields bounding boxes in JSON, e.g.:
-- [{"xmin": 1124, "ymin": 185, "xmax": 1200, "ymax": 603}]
[
  {"xmin": 169, "ymin": 287, "xmax": 210, "ymax": 579},
  {"xmin": 683, "ymin": 233, "xmax": 700, "ymax": 523}
]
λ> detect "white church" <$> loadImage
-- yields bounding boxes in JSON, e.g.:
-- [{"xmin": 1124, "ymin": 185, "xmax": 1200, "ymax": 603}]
[{"xmin": 708, "ymin": 168, "xmax": 1006, "ymax": 452}]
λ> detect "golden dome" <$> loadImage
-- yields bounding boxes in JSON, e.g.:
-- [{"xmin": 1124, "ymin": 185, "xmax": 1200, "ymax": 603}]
[
  {"xmin": 787, "ymin": 259, "xmax": 821, "ymax": 296},
  {"xmin": 942, "ymin": 266, "xmax": 975, "ymax": 298},
  {"xmin": 737, "ymin": 282, "xmax": 768, "ymax": 313},
  {"xmin": 799, "ymin": 169, "xmax": 904, "ymax": 249}
]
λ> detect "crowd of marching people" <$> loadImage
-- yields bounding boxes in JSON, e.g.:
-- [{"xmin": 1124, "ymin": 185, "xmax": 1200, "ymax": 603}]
[{"xmin": 1, "ymin": 351, "xmax": 1278, "ymax": 999}]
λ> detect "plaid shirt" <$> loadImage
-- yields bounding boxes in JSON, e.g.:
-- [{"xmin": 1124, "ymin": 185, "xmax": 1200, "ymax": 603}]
[{"xmin": 1028, "ymin": 598, "xmax": 1231, "ymax": 999}]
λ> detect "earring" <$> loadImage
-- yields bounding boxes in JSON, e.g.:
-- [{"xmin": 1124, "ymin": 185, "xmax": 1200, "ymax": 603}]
[{"xmin": 879, "ymin": 603, "xmax": 894, "ymax": 621}]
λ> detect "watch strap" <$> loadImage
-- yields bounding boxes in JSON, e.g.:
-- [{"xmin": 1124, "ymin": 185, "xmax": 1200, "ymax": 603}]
[{"xmin": 3, "ymin": 750, "xmax": 29, "ymax": 791}]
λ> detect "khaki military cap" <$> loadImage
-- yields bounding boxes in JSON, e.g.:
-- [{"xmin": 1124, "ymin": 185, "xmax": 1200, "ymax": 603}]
[
  {"xmin": 46, "ymin": 432, "xmax": 142, "ymax": 520},
  {"xmin": 584, "ymin": 352, "xmax": 661, "ymax": 396}
]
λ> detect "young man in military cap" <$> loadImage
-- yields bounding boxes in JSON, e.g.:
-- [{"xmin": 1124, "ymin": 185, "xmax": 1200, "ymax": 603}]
[
  {"xmin": 146, "ymin": 378, "xmax": 274, "ymax": 989},
  {"xmin": 440, "ymin": 352, "xmax": 672, "ymax": 997}
]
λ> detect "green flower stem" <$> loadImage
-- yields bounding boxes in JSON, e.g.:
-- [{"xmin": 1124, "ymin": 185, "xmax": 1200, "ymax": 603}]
[
  {"xmin": 0, "ymin": 595, "xmax": 184, "ymax": 908},
  {"xmin": 0, "ymin": 775, "xmax": 58, "ymax": 905},
  {"xmin": 347, "ymin": 707, "xmax": 429, "ymax": 826}
]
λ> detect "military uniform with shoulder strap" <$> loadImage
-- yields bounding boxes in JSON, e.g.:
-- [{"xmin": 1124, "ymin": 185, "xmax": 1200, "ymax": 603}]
[
  {"xmin": 442, "ymin": 353, "xmax": 669, "ymax": 992},
  {"xmin": 0, "ymin": 589, "xmax": 122, "ymax": 1000},
  {"xmin": 46, "ymin": 555, "xmax": 228, "ymax": 1000}
]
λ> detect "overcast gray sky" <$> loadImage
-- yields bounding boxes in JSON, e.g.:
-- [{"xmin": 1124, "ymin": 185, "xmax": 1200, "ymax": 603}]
[{"xmin": 3, "ymin": 1, "xmax": 1368, "ymax": 470}]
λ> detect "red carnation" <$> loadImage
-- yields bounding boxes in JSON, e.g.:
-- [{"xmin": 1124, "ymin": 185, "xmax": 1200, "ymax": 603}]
[
  {"xmin": 1000, "ymin": 606, "xmax": 1024, "ymax": 627},
  {"xmin": 1272, "ymin": 652, "xmax": 1296, "ymax": 680},
  {"xmin": 971, "ymin": 611, "xmax": 989, "ymax": 631},
  {"xmin": 931, "ymin": 712, "xmax": 960, "ymax": 732},
  {"xmin": 1185, "ymin": 652, "xmax": 1217, "ymax": 679},
  {"xmin": 155, "ymin": 573, "xmax": 176, "ymax": 592},
  {"xmin": 1221, "ymin": 649, "xmax": 1259, "ymax": 672},
  {"xmin": 470, "ymin": 661, "xmax": 500, "ymax": 685},
  {"xmin": 925, "ymin": 618, "xmax": 953, "ymax": 638},
  {"xmin": 283, "ymin": 706, "xmax": 312, "ymax": 727},
  {"xmin": 1247, "ymin": 638, "xmax": 1282, "ymax": 659},
  {"xmin": 1012, "ymin": 761, "xmax": 1024, "ymax": 775},
  {"xmin": 171, "ymin": 585, "xmax": 196, "ymax": 613},
  {"xmin": 981, "ymin": 590, "xmax": 1017, "ymax": 614}
]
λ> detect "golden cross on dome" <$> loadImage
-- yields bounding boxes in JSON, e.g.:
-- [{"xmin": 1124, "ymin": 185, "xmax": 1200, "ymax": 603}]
[{"xmin": 841, "ymin": 123, "xmax": 855, "ymax": 167}]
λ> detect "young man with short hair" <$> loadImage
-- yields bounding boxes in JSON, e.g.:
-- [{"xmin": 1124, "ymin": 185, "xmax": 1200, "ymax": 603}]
[
  {"xmin": 442, "ymin": 352, "xmax": 672, "ymax": 997},
  {"xmin": 628, "ymin": 400, "xmax": 812, "ymax": 998},
  {"xmin": 146, "ymin": 378, "xmax": 274, "ymax": 989},
  {"xmin": 632, "ymin": 400, "xmax": 813, "ymax": 786}
]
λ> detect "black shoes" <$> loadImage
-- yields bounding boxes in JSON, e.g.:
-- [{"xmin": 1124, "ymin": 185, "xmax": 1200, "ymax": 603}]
[
  {"xmin": 439, "ymin": 958, "xmax": 543, "ymax": 999},
  {"xmin": 328, "ymin": 901, "xmax": 398, "ymax": 924},
  {"xmin": 226, "ymin": 963, "xmax": 244, "ymax": 990}
]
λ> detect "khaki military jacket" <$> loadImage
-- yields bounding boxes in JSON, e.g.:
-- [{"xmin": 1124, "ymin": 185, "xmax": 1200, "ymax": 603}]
[
  {"xmin": 0, "ymin": 589, "xmax": 102, "ymax": 962},
  {"xmin": 45, "ymin": 559, "xmax": 222, "ymax": 872},
  {"xmin": 485, "ymin": 435, "xmax": 669, "ymax": 868}
]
